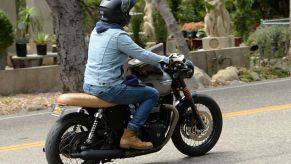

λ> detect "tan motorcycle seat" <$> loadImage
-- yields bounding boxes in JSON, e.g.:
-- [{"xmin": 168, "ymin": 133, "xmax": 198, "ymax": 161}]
[{"xmin": 57, "ymin": 93, "xmax": 116, "ymax": 108}]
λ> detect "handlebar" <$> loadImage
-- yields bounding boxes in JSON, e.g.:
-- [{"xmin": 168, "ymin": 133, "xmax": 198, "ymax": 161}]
[{"xmin": 161, "ymin": 59, "xmax": 193, "ymax": 79}]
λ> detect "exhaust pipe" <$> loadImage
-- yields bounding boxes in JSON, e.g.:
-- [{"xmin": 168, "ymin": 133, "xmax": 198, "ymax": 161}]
[{"xmin": 71, "ymin": 149, "xmax": 125, "ymax": 160}]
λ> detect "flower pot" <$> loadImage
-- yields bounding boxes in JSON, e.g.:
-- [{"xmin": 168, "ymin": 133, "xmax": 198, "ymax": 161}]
[
  {"xmin": 51, "ymin": 44, "xmax": 57, "ymax": 52},
  {"xmin": 16, "ymin": 43, "xmax": 27, "ymax": 57},
  {"xmin": 182, "ymin": 31, "xmax": 187, "ymax": 38},
  {"xmin": 36, "ymin": 44, "xmax": 47, "ymax": 55},
  {"xmin": 186, "ymin": 31, "xmax": 197, "ymax": 38},
  {"xmin": 235, "ymin": 37, "xmax": 242, "ymax": 47}
]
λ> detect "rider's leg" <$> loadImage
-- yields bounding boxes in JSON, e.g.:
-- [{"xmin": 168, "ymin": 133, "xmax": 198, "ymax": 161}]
[{"xmin": 84, "ymin": 83, "xmax": 159, "ymax": 149}]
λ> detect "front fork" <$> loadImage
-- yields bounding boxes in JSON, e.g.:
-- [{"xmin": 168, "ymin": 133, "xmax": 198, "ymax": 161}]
[
  {"xmin": 182, "ymin": 88, "xmax": 206, "ymax": 130},
  {"xmin": 173, "ymin": 78, "xmax": 206, "ymax": 130}
]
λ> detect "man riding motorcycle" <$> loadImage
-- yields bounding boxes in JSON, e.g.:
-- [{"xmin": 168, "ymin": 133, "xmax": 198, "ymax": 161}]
[{"xmin": 83, "ymin": 0, "xmax": 180, "ymax": 150}]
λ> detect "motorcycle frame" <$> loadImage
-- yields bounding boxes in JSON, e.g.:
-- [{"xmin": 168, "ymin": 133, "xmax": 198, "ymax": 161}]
[{"xmin": 70, "ymin": 104, "xmax": 179, "ymax": 160}]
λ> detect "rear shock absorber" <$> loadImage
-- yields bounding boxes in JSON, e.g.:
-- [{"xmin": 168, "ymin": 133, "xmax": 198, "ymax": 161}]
[{"xmin": 86, "ymin": 109, "xmax": 103, "ymax": 144}]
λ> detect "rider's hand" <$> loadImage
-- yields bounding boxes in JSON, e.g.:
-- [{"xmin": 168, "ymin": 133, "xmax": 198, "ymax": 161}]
[{"xmin": 169, "ymin": 53, "xmax": 184, "ymax": 66}]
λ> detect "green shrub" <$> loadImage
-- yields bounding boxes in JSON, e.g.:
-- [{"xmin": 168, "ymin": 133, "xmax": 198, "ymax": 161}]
[
  {"xmin": 239, "ymin": 70, "xmax": 255, "ymax": 82},
  {"xmin": 240, "ymin": 67, "xmax": 290, "ymax": 82},
  {"xmin": 131, "ymin": 13, "xmax": 144, "ymax": 47},
  {"xmin": 152, "ymin": 9, "xmax": 168, "ymax": 44},
  {"xmin": 253, "ymin": 67, "xmax": 290, "ymax": 79},
  {"xmin": 252, "ymin": 26, "xmax": 291, "ymax": 61},
  {"xmin": 152, "ymin": 9, "xmax": 168, "ymax": 54},
  {"xmin": 177, "ymin": 0, "xmax": 206, "ymax": 23},
  {"xmin": 232, "ymin": 0, "xmax": 256, "ymax": 41},
  {"xmin": 0, "ymin": 10, "xmax": 14, "ymax": 53},
  {"xmin": 167, "ymin": 0, "xmax": 182, "ymax": 19}
]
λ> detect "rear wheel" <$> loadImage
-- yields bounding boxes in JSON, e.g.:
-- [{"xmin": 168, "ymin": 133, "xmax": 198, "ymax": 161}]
[
  {"xmin": 172, "ymin": 94, "xmax": 223, "ymax": 156},
  {"xmin": 45, "ymin": 113, "xmax": 101, "ymax": 164}
]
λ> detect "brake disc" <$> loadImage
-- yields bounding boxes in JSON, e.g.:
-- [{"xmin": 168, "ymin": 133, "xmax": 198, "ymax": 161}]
[{"xmin": 182, "ymin": 111, "xmax": 213, "ymax": 141}]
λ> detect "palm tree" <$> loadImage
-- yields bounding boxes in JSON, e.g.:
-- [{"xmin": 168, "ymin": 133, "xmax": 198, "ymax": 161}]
[{"xmin": 152, "ymin": 0, "xmax": 190, "ymax": 59}]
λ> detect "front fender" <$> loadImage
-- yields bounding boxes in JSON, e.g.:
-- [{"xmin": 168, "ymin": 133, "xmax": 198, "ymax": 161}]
[
  {"xmin": 175, "ymin": 91, "xmax": 198, "ymax": 112},
  {"xmin": 175, "ymin": 92, "xmax": 219, "ymax": 113}
]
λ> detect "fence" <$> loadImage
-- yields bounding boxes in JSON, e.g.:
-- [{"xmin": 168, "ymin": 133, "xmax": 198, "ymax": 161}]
[{"xmin": 260, "ymin": 18, "xmax": 290, "ymax": 27}]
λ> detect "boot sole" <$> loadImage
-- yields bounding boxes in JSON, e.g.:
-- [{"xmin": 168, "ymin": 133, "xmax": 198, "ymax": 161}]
[{"xmin": 120, "ymin": 144, "xmax": 153, "ymax": 150}]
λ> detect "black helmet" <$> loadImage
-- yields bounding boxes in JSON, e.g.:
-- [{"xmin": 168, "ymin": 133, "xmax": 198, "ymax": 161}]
[{"xmin": 99, "ymin": 0, "xmax": 136, "ymax": 26}]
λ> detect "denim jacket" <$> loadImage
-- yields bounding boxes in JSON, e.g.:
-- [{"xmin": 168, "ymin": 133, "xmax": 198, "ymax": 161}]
[{"xmin": 84, "ymin": 28, "xmax": 169, "ymax": 87}]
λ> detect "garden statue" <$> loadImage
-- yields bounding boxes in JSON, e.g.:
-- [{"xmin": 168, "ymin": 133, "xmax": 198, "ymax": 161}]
[
  {"xmin": 202, "ymin": 0, "xmax": 234, "ymax": 50},
  {"xmin": 204, "ymin": 0, "xmax": 232, "ymax": 37},
  {"xmin": 143, "ymin": 0, "xmax": 155, "ymax": 39}
]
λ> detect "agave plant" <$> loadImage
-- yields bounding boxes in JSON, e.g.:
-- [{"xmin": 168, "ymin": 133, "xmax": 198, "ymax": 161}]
[{"xmin": 33, "ymin": 33, "xmax": 50, "ymax": 45}]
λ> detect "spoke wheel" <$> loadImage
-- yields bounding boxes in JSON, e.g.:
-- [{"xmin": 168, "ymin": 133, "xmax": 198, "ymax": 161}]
[
  {"xmin": 59, "ymin": 125, "xmax": 88, "ymax": 163},
  {"xmin": 45, "ymin": 113, "xmax": 102, "ymax": 164},
  {"xmin": 172, "ymin": 94, "xmax": 223, "ymax": 156},
  {"xmin": 180, "ymin": 107, "xmax": 214, "ymax": 146}
]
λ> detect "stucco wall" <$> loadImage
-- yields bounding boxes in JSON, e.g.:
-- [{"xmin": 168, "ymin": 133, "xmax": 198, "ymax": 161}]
[
  {"xmin": 0, "ymin": 0, "xmax": 16, "ymax": 27},
  {"xmin": 190, "ymin": 46, "xmax": 250, "ymax": 76},
  {"xmin": 0, "ymin": 65, "xmax": 61, "ymax": 96}
]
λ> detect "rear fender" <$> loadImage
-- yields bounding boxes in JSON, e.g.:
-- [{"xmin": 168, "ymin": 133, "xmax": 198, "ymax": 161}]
[{"xmin": 56, "ymin": 112, "xmax": 92, "ymax": 124}]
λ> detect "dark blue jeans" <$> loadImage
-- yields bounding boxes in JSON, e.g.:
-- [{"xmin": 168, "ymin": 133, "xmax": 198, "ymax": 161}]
[{"xmin": 83, "ymin": 83, "xmax": 159, "ymax": 132}]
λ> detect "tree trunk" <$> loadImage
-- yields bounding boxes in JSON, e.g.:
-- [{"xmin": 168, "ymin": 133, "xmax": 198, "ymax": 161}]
[
  {"xmin": 152, "ymin": 0, "xmax": 190, "ymax": 59},
  {"xmin": 45, "ymin": 0, "xmax": 87, "ymax": 92},
  {"xmin": 288, "ymin": 0, "xmax": 291, "ymax": 61}
]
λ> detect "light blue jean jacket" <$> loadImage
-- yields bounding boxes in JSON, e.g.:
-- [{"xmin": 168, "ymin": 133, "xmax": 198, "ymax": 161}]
[{"xmin": 84, "ymin": 28, "xmax": 169, "ymax": 87}]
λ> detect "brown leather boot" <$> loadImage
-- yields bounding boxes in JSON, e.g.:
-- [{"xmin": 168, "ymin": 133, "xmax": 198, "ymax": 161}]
[{"xmin": 120, "ymin": 128, "xmax": 153, "ymax": 150}]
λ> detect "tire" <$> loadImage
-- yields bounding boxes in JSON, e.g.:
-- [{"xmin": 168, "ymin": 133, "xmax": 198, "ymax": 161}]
[
  {"xmin": 45, "ymin": 113, "xmax": 95, "ymax": 164},
  {"xmin": 172, "ymin": 94, "xmax": 223, "ymax": 156}
]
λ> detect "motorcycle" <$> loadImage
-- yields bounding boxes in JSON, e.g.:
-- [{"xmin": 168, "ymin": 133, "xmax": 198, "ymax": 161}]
[{"xmin": 44, "ymin": 54, "xmax": 223, "ymax": 164}]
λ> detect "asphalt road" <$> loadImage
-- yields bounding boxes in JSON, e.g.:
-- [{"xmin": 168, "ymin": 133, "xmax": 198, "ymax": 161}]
[{"xmin": 0, "ymin": 77, "xmax": 291, "ymax": 164}]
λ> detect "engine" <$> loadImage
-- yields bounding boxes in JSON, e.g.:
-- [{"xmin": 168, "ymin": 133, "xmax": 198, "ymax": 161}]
[{"xmin": 140, "ymin": 117, "xmax": 168, "ymax": 146}]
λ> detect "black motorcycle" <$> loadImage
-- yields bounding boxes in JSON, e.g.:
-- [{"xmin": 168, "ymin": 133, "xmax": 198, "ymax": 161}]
[{"xmin": 44, "ymin": 54, "xmax": 223, "ymax": 164}]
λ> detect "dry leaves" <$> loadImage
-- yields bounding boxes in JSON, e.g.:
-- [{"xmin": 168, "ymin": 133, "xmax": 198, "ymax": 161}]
[{"xmin": 0, "ymin": 92, "xmax": 61, "ymax": 115}]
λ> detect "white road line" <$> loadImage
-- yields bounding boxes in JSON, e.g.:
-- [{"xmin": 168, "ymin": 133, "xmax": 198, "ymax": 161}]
[
  {"xmin": 1, "ymin": 78, "xmax": 291, "ymax": 121},
  {"xmin": 0, "ymin": 112, "xmax": 51, "ymax": 121},
  {"xmin": 198, "ymin": 77, "xmax": 291, "ymax": 93},
  {"xmin": 0, "ymin": 108, "xmax": 76, "ymax": 121}
]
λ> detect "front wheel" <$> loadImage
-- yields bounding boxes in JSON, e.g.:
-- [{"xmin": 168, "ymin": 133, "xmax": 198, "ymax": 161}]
[{"xmin": 172, "ymin": 94, "xmax": 223, "ymax": 156}]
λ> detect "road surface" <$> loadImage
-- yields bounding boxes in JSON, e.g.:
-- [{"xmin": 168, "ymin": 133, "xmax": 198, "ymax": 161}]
[{"xmin": 0, "ymin": 78, "xmax": 291, "ymax": 164}]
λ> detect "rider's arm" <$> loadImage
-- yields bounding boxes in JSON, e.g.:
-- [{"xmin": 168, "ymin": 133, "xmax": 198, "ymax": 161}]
[{"xmin": 117, "ymin": 33, "xmax": 169, "ymax": 64}]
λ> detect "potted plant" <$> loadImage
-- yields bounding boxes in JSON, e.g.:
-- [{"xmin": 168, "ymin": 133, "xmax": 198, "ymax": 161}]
[
  {"xmin": 0, "ymin": 10, "xmax": 14, "ymax": 70},
  {"xmin": 33, "ymin": 32, "xmax": 50, "ymax": 55},
  {"xmin": 15, "ymin": 7, "xmax": 41, "ymax": 57},
  {"xmin": 182, "ymin": 22, "xmax": 205, "ymax": 38},
  {"xmin": 15, "ymin": 24, "xmax": 29, "ymax": 57}
]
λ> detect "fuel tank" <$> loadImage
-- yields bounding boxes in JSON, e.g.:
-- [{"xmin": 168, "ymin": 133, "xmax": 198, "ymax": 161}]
[{"xmin": 127, "ymin": 59, "xmax": 172, "ymax": 96}]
